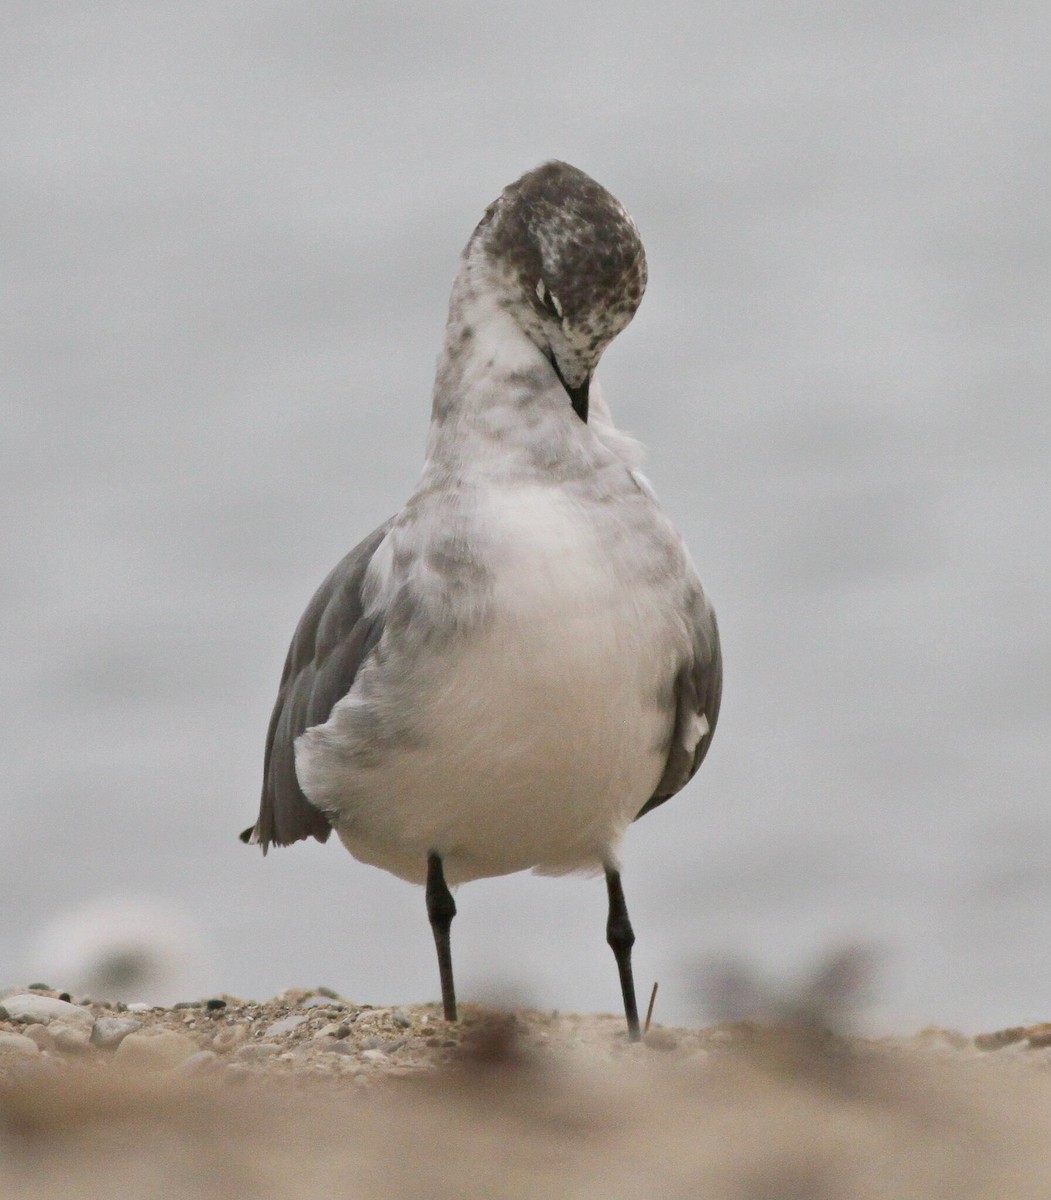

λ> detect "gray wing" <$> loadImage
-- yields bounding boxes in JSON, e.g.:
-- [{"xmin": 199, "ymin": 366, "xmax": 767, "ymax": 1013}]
[
  {"xmin": 636, "ymin": 589, "xmax": 722, "ymax": 820},
  {"xmin": 241, "ymin": 519, "xmax": 394, "ymax": 851}
]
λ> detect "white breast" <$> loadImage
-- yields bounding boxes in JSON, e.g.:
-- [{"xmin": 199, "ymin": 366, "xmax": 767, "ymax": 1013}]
[{"xmin": 297, "ymin": 484, "xmax": 682, "ymax": 886}]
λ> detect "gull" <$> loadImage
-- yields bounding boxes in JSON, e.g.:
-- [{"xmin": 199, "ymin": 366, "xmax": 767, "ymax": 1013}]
[{"xmin": 242, "ymin": 161, "xmax": 722, "ymax": 1039}]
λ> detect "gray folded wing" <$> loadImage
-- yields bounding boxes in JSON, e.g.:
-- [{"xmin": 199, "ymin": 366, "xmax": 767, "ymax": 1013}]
[
  {"xmin": 241, "ymin": 519, "xmax": 394, "ymax": 851},
  {"xmin": 636, "ymin": 590, "xmax": 722, "ymax": 819}
]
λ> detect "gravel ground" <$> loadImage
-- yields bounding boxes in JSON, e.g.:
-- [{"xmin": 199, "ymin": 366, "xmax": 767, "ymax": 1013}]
[
  {"xmin": 2, "ymin": 983, "xmax": 1051, "ymax": 1086},
  {"xmin": 3, "ymin": 985, "xmax": 1051, "ymax": 1199},
  {"xmin": 0, "ymin": 984, "xmax": 716, "ymax": 1085}
]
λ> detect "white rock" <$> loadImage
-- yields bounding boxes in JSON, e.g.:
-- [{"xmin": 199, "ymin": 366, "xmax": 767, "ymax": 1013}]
[
  {"xmin": 300, "ymin": 994, "xmax": 345, "ymax": 1010},
  {"xmin": 22, "ymin": 1024, "xmax": 55, "ymax": 1051},
  {"xmin": 0, "ymin": 994, "xmax": 93, "ymax": 1029},
  {"xmin": 264, "ymin": 1014, "xmax": 308, "ymax": 1038},
  {"xmin": 0, "ymin": 1032, "xmax": 40, "ymax": 1057},
  {"xmin": 91, "ymin": 1017, "xmax": 143, "ymax": 1049},
  {"xmin": 51, "ymin": 1025, "xmax": 92, "ymax": 1054},
  {"xmin": 113, "ymin": 1028, "xmax": 198, "ymax": 1071},
  {"xmin": 177, "ymin": 1050, "xmax": 220, "ymax": 1076},
  {"xmin": 211, "ymin": 1024, "xmax": 249, "ymax": 1053},
  {"xmin": 234, "ymin": 1042, "xmax": 281, "ymax": 1061}
]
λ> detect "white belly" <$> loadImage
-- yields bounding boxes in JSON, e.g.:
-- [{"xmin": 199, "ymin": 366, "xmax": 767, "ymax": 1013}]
[{"xmin": 295, "ymin": 484, "xmax": 683, "ymax": 885}]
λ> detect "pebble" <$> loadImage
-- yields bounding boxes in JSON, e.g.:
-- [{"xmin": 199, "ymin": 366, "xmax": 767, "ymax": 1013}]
[
  {"xmin": 913, "ymin": 1027, "xmax": 971, "ymax": 1052},
  {"xmin": 0, "ymin": 1032, "xmax": 40, "ymax": 1058},
  {"xmin": 361, "ymin": 1049, "xmax": 388, "ymax": 1064},
  {"xmin": 265, "ymin": 1014, "xmax": 308, "ymax": 1038},
  {"xmin": 301, "ymin": 994, "xmax": 344, "ymax": 1011},
  {"xmin": 52, "ymin": 1026, "xmax": 92, "ymax": 1054},
  {"xmin": 114, "ymin": 1029, "xmax": 199, "ymax": 1071},
  {"xmin": 391, "ymin": 1010, "xmax": 412, "ymax": 1028},
  {"xmin": 212, "ymin": 1024, "xmax": 249, "ymax": 1053},
  {"xmin": 22, "ymin": 1024, "xmax": 55, "ymax": 1052},
  {"xmin": 0, "ymin": 994, "xmax": 94, "ymax": 1029},
  {"xmin": 91, "ymin": 1017, "xmax": 143, "ymax": 1050},
  {"xmin": 235, "ymin": 1042, "xmax": 281, "ymax": 1061},
  {"xmin": 974, "ymin": 1027, "xmax": 1029, "ymax": 1051},
  {"xmin": 644, "ymin": 1029, "xmax": 680, "ymax": 1052},
  {"xmin": 177, "ymin": 1050, "xmax": 221, "ymax": 1076}
]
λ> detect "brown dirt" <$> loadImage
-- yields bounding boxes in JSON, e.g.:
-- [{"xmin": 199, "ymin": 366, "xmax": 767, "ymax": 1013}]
[{"xmin": 2, "ymin": 986, "xmax": 1051, "ymax": 1198}]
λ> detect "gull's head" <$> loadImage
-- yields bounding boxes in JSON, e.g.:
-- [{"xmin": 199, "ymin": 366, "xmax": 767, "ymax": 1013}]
[{"xmin": 465, "ymin": 161, "xmax": 647, "ymax": 422}]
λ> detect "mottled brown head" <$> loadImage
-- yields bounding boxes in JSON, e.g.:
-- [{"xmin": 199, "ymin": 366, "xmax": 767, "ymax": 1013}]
[{"xmin": 469, "ymin": 161, "xmax": 648, "ymax": 418}]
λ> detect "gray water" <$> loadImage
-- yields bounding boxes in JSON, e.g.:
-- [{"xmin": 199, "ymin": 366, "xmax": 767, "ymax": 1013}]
[{"xmin": 3, "ymin": 1, "xmax": 1049, "ymax": 1030}]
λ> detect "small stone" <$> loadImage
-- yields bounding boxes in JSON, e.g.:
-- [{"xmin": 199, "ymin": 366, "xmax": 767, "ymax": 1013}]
[
  {"xmin": 382, "ymin": 1039, "xmax": 406, "ymax": 1054},
  {"xmin": 22, "ymin": 1025, "xmax": 55, "ymax": 1052},
  {"xmin": 361, "ymin": 1049, "xmax": 388, "ymax": 1063},
  {"xmin": 391, "ymin": 1011, "xmax": 412, "ymax": 1028},
  {"xmin": 975, "ymin": 1027, "xmax": 1028, "ymax": 1050},
  {"xmin": 212, "ymin": 1024, "xmax": 249, "ymax": 1053},
  {"xmin": 315, "ymin": 1022, "xmax": 342, "ymax": 1039},
  {"xmin": 114, "ymin": 1029, "xmax": 198, "ymax": 1071},
  {"xmin": 0, "ymin": 1033, "xmax": 40, "ymax": 1058},
  {"xmin": 300, "ymin": 994, "xmax": 345, "ymax": 1011},
  {"xmin": 205, "ymin": 998, "xmax": 227, "ymax": 1012},
  {"xmin": 914, "ymin": 1026, "xmax": 970, "ymax": 1052},
  {"xmin": 91, "ymin": 1017, "xmax": 143, "ymax": 1049},
  {"xmin": 0, "ymin": 994, "xmax": 93, "ymax": 1029},
  {"xmin": 177, "ymin": 1050, "xmax": 220, "ymax": 1076},
  {"xmin": 235, "ymin": 1042, "xmax": 281, "ymax": 1061},
  {"xmin": 264, "ymin": 1014, "xmax": 308, "ymax": 1038},
  {"xmin": 361, "ymin": 1035, "xmax": 383, "ymax": 1050},
  {"xmin": 52, "ymin": 1026, "xmax": 92, "ymax": 1054},
  {"xmin": 126, "ymin": 1003, "xmax": 154, "ymax": 1013}
]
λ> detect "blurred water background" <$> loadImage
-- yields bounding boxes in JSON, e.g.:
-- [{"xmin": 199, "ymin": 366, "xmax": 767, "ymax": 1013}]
[{"xmin": 3, "ymin": 1, "xmax": 1049, "ymax": 1029}]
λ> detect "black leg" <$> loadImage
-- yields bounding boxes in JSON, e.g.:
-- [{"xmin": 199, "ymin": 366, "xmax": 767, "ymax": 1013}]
[
  {"xmin": 605, "ymin": 865, "xmax": 641, "ymax": 1041},
  {"xmin": 426, "ymin": 851, "xmax": 458, "ymax": 1022}
]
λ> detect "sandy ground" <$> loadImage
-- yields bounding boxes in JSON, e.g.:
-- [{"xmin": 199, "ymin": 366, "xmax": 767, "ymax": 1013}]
[{"xmin": 3, "ymin": 985, "xmax": 1051, "ymax": 1198}]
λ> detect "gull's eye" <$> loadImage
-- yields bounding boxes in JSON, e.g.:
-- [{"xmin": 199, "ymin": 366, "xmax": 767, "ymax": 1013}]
[{"xmin": 535, "ymin": 278, "xmax": 564, "ymax": 320}]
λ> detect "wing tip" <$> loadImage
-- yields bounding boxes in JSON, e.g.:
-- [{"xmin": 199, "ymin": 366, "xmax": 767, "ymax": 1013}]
[{"xmin": 239, "ymin": 818, "xmax": 332, "ymax": 852}]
